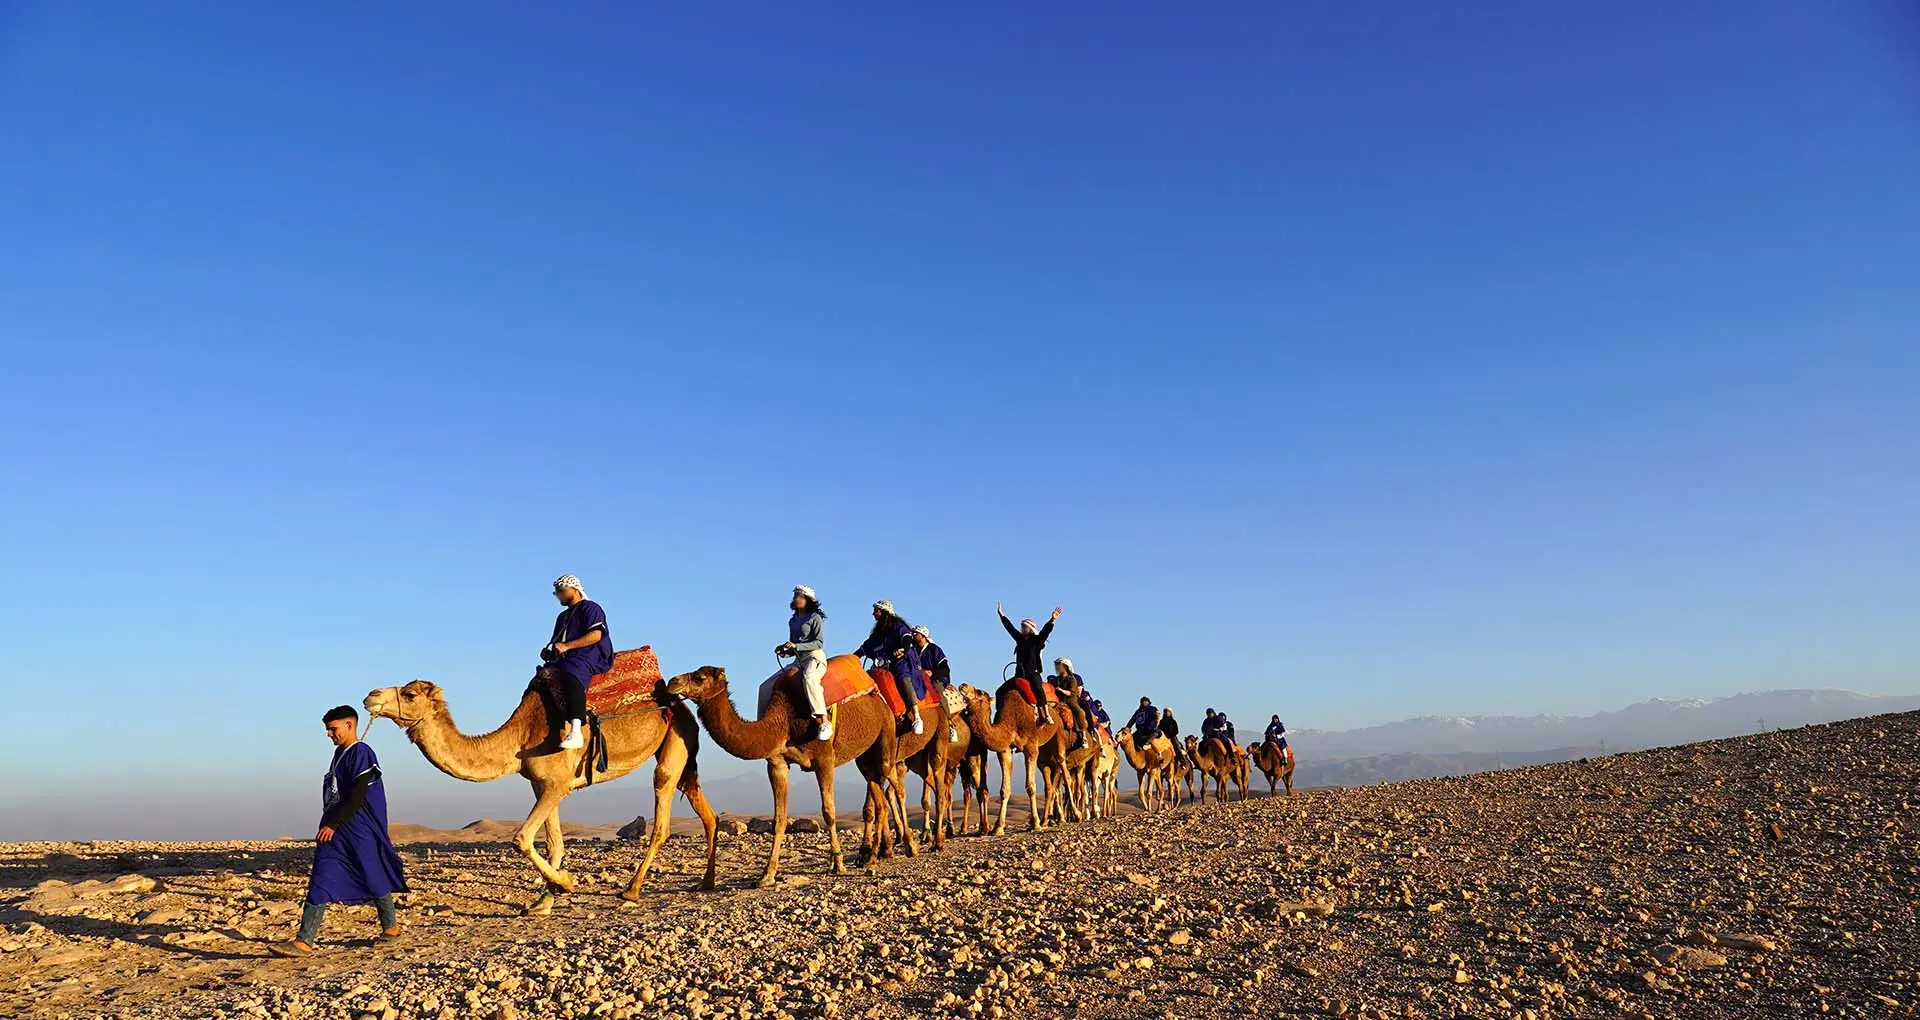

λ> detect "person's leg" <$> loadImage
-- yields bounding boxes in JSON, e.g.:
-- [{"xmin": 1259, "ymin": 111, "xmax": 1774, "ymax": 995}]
[
  {"xmin": 893, "ymin": 669, "xmax": 923, "ymax": 734},
  {"xmin": 375, "ymin": 893, "xmax": 398, "ymax": 932},
  {"xmin": 800, "ymin": 654, "xmax": 833, "ymax": 739},
  {"xmin": 297, "ymin": 901, "xmax": 327, "ymax": 945},
  {"xmin": 559, "ymin": 672, "xmax": 587, "ymax": 748}
]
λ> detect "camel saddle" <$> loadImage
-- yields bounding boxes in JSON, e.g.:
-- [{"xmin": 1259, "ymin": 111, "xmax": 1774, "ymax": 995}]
[
  {"xmin": 1261, "ymin": 740, "xmax": 1296, "ymax": 765},
  {"xmin": 995, "ymin": 677, "xmax": 1060, "ymax": 706},
  {"xmin": 759, "ymin": 654, "xmax": 879, "ymax": 715},
  {"xmin": 585, "ymin": 647, "xmax": 667, "ymax": 716},
  {"xmin": 1201, "ymin": 735, "xmax": 1238, "ymax": 759}
]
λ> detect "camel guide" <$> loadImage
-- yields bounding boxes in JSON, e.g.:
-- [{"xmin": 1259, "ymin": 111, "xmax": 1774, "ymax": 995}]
[{"xmin": 269, "ymin": 706, "xmax": 408, "ymax": 957}]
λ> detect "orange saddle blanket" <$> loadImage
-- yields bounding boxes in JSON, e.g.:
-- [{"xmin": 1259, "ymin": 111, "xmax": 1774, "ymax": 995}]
[
  {"xmin": 758, "ymin": 654, "xmax": 879, "ymax": 715},
  {"xmin": 587, "ymin": 647, "xmax": 664, "ymax": 716}
]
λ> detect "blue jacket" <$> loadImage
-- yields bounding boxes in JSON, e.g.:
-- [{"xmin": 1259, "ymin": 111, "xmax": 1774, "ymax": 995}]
[
  {"xmin": 856, "ymin": 618, "xmax": 922, "ymax": 683},
  {"xmin": 1127, "ymin": 704, "xmax": 1160, "ymax": 735}
]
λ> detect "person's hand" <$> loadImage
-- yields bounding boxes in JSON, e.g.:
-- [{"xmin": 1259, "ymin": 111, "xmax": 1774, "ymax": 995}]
[
  {"xmin": 893, "ymin": 648, "xmax": 905, "ymax": 659},
  {"xmin": 996, "ymin": 602, "xmax": 1004, "ymax": 616},
  {"xmin": 1050, "ymin": 606, "xmax": 1062, "ymax": 621},
  {"xmin": 317, "ymin": 826, "xmax": 335, "ymax": 843}
]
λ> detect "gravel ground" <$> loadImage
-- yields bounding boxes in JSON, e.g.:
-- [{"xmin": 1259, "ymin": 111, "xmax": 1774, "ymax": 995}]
[{"xmin": 4, "ymin": 711, "xmax": 1916, "ymax": 1019}]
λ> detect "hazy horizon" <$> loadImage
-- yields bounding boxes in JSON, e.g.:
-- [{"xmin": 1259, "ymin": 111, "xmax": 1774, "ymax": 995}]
[{"xmin": 7, "ymin": 685, "xmax": 1912, "ymax": 843}]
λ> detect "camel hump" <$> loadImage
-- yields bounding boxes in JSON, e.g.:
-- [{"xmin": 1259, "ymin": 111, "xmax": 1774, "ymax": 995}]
[{"xmin": 1204, "ymin": 735, "xmax": 1231, "ymax": 758}]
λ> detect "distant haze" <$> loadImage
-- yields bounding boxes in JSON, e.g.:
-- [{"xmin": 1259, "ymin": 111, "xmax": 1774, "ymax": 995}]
[{"xmin": 6, "ymin": 689, "xmax": 1913, "ymax": 842}]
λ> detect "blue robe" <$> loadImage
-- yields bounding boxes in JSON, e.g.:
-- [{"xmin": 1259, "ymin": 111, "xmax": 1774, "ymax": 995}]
[{"xmin": 308, "ymin": 742, "xmax": 408, "ymax": 904}]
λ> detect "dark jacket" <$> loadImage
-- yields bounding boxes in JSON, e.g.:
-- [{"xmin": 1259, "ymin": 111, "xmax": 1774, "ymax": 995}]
[
  {"xmin": 1127, "ymin": 704, "xmax": 1160, "ymax": 735},
  {"xmin": 1000, "ymin": 614, "xmax": 1055, "ymax": 682}
]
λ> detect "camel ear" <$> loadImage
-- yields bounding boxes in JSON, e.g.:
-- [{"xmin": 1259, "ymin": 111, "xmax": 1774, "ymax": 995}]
[{"xmin": 704, "ymin": 665, "xmax": 727, "ymax": 684}]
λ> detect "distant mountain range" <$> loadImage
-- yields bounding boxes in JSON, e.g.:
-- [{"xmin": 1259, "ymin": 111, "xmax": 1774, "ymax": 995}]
[
  {"xmin": 1290, "ymin": 689, "xmax": 1920, "ymax": 761},
  {"xmin": 683, "ymin": 689, "xmax": 1919, "ymax": 810}
]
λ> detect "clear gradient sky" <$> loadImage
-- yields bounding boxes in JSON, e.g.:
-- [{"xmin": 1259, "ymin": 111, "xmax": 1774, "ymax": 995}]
[{"xmin": 2, "ymin": 3, "xmax": 1916, "ymax": 840}]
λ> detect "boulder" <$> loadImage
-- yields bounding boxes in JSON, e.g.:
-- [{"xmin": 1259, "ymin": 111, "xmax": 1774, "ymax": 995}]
[
  {"xmin": 787, "ymin": 818, "xmax": 823, "ymax": 834},
  {"xmin": 746, "ymin": 818, "xmax": 777, "ymax": 835},
  {"xmin": 616, "ymin": 816, "xmax": 649, "ymax": 840}
]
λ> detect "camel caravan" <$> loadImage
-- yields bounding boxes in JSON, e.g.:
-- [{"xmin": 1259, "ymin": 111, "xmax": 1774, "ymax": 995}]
[{"xmin": 359, "ymin": 578, "xmax": 1296, "ymax": 914}]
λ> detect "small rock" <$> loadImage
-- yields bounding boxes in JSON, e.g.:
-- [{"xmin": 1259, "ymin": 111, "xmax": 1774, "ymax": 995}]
[
  {"xmin": 616, "ymin": 816, "xmax": 649, "ymax": 840},
  {"xmin": 1652, "ymin": 944, "xmax": 1727, "ymax": 969}
]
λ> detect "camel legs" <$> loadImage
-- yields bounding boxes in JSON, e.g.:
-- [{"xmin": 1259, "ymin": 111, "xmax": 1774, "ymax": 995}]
[
  {"xmin": 886, "ymin": 761, "xmax": 917, "ymax": 856},
  {"xmin": 993, "ymin": 749, "xmax": 1014, "ymax": 836},
  {"xmin": 758, "ymin": 759, "xmax": 791, "ymax": 888},
  {"xmin": 515, "ymin": 783, "xmax": 575, "ymax": 915},
  {"xmin": 819, "ymin": 764, "xmax": 848, "ymax": 875},
  {"xmin": 1023, "ymin": 752, "xmax": 1044, "ymax": 831}
]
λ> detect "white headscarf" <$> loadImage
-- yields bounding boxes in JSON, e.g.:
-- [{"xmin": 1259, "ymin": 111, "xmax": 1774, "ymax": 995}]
[
  {"xmin": 794, "ymin": 585, "xmax": 817, "ymax": 601},
  {"xmin": 1020, "ymin": 618, "xmax": 1038, "ymax": 635},
  {"xmin": 912, "ymin": 625, "xmax": 930, "ymax": 639},
  {"xmin": 1055, "ymin": 657, "xmax": 1073, "ymax": 674},
  {"xmin": 553, "ymin": 574, "xmax": 586, "ymax": 598},
  {"xmin": 873, "ymin": 600, "xmax": 895, "ymax": 615}
]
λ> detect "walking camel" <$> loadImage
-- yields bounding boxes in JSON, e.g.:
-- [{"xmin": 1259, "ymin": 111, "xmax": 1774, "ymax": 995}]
[
  {"xmin": 664, "ymin": 661, "xmax": 911, "ymax": 885},
  {"xmin": 1250, "ymin": 739, "xmax": 1297, "ymax": 795},
  {"xmin": 1114, "ymin": 727, "xmax": 1181, "ymax": 810},
  {"xmin": 957, "ymin": 683, "xmax": 1064, "ymax": 833},
  {"xmin": 363, "ymin": 676, "xmax": 718, "ymax": 915},
  {"xmin": 1185, "ymin": 734, "xmax": 1249, "ymax": 802}
]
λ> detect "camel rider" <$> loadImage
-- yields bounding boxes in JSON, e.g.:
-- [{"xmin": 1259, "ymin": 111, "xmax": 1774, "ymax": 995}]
[
  {"xmin": 1051, "ymin": 657, "xmax": 1091, "ymax": 749},
  {"xmin": 1089, "ymin": 699, "xmax": 1111, "ymax": 730},
  {"xmin": 775, "ymin": 585, "xmax": 833, "ymax": 742},
  {"xmin": 1264, "ymin": 715, "xmax": 1288, "ymax": 750},
  {"xmin": 856, "ymin": 600, "xmax": 924, "ymax": 735},
  {"xmin": 1075, "ymin": 685, "xmax": 1104, "ymax": 739},
  {"xmin": 1202, "ymin": 708, "xmax": 1236, "ymax": 748},
  {"xmin": 998, "ymin": 603, "xmax": 1061, "ymax": 724},
  {"xmin": 1125, "ymin": 697, "xmax": 1160, "ymax": 749},
  {"xmin": 1160, "ymin": 708, "xmax": 1189, "ymax": 768},
  {"xmin": 539, "ymin": 574, "xmax": 612, "ymax": 750},
  {"xmin": 912, "ymin": 625, "xmax": 959, "ymax": 742}
]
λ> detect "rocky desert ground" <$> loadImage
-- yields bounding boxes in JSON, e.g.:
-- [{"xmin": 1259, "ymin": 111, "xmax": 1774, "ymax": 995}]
[{"xmin": 4, "ymin": 712, "xmax": 1916, "ymax": 1020}]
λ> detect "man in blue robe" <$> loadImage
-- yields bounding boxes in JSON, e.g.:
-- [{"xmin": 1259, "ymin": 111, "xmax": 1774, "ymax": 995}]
[{"xmin": 269, "ymin": 706, "xmax": 408, "ymax": 956}]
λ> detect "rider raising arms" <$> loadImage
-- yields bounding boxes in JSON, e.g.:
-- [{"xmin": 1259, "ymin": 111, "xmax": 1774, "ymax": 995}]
[{"xmin": 998, "ymin": 603, "xmax": 1061, "ymax": 724}]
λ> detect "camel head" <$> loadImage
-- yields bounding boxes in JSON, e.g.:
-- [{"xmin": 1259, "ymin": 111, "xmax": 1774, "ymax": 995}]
[
  {"xmin": 364, "ymin": 679, "xmax": 448, "ymax": 731},
  {"xmin": 664, "ymin": 665, "xmax": 728, "ymax": 703},
  {"xmin": 1185, "ymin": 735, "xmax": 1199, "ymax": 753}
]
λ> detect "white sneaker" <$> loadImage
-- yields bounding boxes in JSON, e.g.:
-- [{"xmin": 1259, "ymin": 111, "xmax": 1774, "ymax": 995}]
[
  {"xmin": 816, "ymin": 719, "xmax": 835, "ymax": 742},
  {"xmin": 911, "ymin": 713, "xmax": 925, "ymax": 736},
  {"xmin": 560, "ymin": 721, "xmax": 585, "ymax": 749}
]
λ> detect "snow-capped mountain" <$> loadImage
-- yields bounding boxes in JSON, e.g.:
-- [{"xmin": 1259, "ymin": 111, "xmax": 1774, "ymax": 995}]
[{"xmin": 1292, "ymin": 689, "xmax": 1920, "ymax": 760}]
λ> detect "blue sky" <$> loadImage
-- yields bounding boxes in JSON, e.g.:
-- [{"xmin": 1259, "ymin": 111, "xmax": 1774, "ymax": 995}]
[{"xmin": 2, "ymin": 3, "xmax": 1916, "ymax": 839}]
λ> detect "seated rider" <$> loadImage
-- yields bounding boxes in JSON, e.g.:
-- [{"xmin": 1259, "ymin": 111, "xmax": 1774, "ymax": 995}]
[
  {"xmin": 1201, "ymin": 707, "xmax": 1233, "ymax": 749},
  {"xmin": 1125, "ymin": 697, "xmax": 1160, "ymax": 748},
  {"xmin": 1050, "ymin": 657, "xmax": 1091, "ymax": 749},
  {"xmin": 998, "ymin": 603, "xmax": 1061, "ymax": 724},
  {"xmin": 538, "ymin": 574, "xmax": 613, "ymax": 750},
  {"xmin": 1264, "ymin": 714, "xmax": 1288, "ymax": 750},
  {"xmin": 912, "ymin": 625, "xmax": 959, "ymax": 742},
  {"xmin": 1089, "ymin": 698, "xmax": 1111, "ymax": 730},
  {"xmin": 774, "ymin": 584, "xmax": 832, "ymax": 742},
  {"xmin": 856, "ymin": 600, "xmax": 924, "ymax": 735},
  {"xmin": 1160, "ymin": 708, "xmax": 1189, "ymax": 768}
]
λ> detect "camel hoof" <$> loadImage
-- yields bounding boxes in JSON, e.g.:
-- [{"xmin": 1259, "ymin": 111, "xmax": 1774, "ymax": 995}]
[
  {"xmin": 756, "ymin": 874, "xmax": 777, "ymax": 889},
  {"xmin": 550, "ymin": 871, "xmax": 576, "ymax": 894},
  {"xmin": 525, "ymin": 892, "xmax": 556, "ymax": 916},
  {"xmin": 696, "ymin": 878, "xmax": 717, "ymax": 892},
  {"xmin": 619, "ymin": 888, "xmax": 642, "ymax": 904}
]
